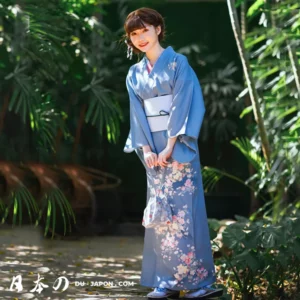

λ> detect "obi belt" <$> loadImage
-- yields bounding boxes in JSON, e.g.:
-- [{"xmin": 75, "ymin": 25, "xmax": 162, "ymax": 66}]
[{"xmin": 144, "ymin": 94, "xmax": 172, "ymax": 132}]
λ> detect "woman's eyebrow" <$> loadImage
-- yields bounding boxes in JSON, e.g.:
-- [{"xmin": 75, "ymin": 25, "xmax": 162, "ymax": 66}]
[{"xmin": 131, "ymin": 26, "xmax": 149, "ymax": 33}]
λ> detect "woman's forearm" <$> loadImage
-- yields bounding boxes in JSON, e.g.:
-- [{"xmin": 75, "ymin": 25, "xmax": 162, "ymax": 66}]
[
  {"xmin": 142, "ymin": 145, "xmax": 151, "ymax": 153},
  {"xmin": 167, "ymin": 136, "xmax": 177, "ymax": 150},
  {"xmin": 143, "ymin": 136, "xmax": 177, "ymax": 154}
]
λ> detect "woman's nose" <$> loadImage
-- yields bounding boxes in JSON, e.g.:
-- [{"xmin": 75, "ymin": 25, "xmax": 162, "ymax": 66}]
[{"xmin": 138, "ymin": 33, "xmax": 145, "ymax": 41}]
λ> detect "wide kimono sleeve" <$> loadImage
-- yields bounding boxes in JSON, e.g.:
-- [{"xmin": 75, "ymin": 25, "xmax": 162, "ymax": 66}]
[
  {"xmin": 168, "ymin": 55, "xmax": 206, "ymax": 163},
  {"xmin": 123, "ymin": 71, "xmax": 150, "ymax": 153}
]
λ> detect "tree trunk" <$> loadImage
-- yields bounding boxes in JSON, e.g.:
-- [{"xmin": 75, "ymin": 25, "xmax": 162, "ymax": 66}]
[
  {"xmin": 227, "ymin": 0, "xmax": 272, "ymax": 171},
  {"xmin": 0, "ymin": 91, "xmax": 11, "ymax": 133},
  {"xmin": 287, "ymin": 42, "xmax": 300, "ymax": 97},
  {"xmin": 241, "ymin": 0, "xmax": 259, "ymax": 214},
  {"xmin": 241, "ymin": 1, "xmax": 247, "ymax": 39},
  {"xmin": 0, "ymin": 91, "xmax": 10, "ymax": 134}
]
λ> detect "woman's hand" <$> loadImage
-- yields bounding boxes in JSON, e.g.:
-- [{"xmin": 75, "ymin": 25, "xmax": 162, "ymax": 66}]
[
  {"xmin": 142, "ymin": 146, "xmax": 158, "ymax": 168},
  {"xmin": 158, "ymin": 146, "xmax": 173, "ymax": 167},
  {"xmin": 144, "ymin": 151, "xmax": 158, "ymax": 168}
]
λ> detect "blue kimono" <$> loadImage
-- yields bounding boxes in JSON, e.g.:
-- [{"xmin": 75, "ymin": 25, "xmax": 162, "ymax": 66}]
[{"xmin": 124, "ymin": 46, "xmax": 216, "ymax": 290}]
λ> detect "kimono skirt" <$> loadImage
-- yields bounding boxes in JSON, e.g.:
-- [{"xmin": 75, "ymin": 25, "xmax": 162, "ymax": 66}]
[{"xmin": 136, "ymin": 129, "xmax": 217, "ymax": 291}]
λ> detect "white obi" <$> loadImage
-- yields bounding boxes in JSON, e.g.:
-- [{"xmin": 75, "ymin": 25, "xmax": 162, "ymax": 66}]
[{"xmin": 144, "ymin": 95, "xmax": 172, "ymax": 132}]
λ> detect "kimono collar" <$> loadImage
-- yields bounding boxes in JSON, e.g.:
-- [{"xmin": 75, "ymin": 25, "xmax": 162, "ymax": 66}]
[{"xmin": 142, "ymin": 46, "xmax": 176, "ymax": 77}]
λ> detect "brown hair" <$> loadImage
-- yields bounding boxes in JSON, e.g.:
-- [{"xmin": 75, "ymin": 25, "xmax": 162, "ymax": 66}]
[{"xmin": 123, "ymin": 7, "xmax": 166, "ymax": 54}]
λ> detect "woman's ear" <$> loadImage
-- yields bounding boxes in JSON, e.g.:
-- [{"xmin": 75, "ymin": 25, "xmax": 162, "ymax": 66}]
[{"xmin": 156, "ymin": 25, "xmax": 161, "ymax": 36}]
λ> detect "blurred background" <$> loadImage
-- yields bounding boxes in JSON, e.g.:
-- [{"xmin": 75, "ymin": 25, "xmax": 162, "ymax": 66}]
[
  {"xmin": 1, "ymin": 1, "xmax": 300, "ymax": 298},
  {"xmin": 0, "ymin": 0, "xmax": 299, "ymax": 237}
]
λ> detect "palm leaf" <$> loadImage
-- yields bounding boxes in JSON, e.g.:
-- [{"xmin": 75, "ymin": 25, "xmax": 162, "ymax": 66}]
[
  {"xmin": 230, "ymin": 138, "xmax": 263, "ymax": 171},
  {"xmin": 1, "ymin": 185, "xmax": 39, "ymax": 226},
  {"xmin": 40, "ymin": 187, "xmax": 76, "ymax": 237}
]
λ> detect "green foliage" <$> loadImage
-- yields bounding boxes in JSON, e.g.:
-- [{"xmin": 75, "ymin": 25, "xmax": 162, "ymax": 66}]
[
  {"xmin": 239, "ymin": 1, "xmax": 300, "ymax": 220},
  {"xmin": 0, "ymin": 0, "xmax": 125, "ymax": 161},
  {"xmin": 177, "ymin": 44, "xmax": 244, "ymax": 144},
  {"xmin": 0, "ymin": 0, "xmax": 127, "ymax": 236},
  {"xmin": 0, "ymin": 180, "xmax": 76, "ymax": 238},
  {"xmin": 1, "ymin": 185, "xmax": 39, "ymax": 226},
  {"xmin": 203, "ymin": 0, "xmax": 300, "ymax": 223},
  {"xmin": 62, "ymin": 0, "xmax": 109, "ymax": 15},
  {"xmin": 38, "ymin": 188, "xmax": 76, "ymax": 238},
  {"xmin": 209, "ymin": 206, "xmax": 300, "ymax": 299}
]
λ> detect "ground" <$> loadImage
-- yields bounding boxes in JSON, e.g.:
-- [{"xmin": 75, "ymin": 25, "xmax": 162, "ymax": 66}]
[{"xmin": 0, "ymin": 224, "xmax": 151, "ymax": 300}]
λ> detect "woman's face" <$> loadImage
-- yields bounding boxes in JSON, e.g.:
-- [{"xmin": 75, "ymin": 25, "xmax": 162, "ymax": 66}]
[{"xmin": 129, "ymin": 23, "xmax": 161, "ymax": 53}]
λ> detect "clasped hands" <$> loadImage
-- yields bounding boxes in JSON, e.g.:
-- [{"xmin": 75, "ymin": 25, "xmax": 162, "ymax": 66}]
[
  {"xmin": 142, "ymin": 136, "xmax": 177, "ymax": 168},
  {"xmin": 144, "ymin": 146, "xmax": 173, "ymax": 168}
]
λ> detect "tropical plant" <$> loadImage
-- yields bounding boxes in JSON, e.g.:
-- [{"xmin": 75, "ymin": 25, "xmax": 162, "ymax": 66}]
[
  {"xmin": 177, "ymin": 44, "xmax": 244, "ymax": 144},
  {"xmin": 0, "ymin": 0, "xmax": 124, "ymax": 161},
  {"xmin": 0, "ymin": 0, "xmax": 125, "ymax": 235},
  {"xmin": 209, "ymin": 204, "xmax": 300, "ymax": 299},
  {"xmin": 203, "ymin": 0, "xmax": 300, "ymax": 223}
]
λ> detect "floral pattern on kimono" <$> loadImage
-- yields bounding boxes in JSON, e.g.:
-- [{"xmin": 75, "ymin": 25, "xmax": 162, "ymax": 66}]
[{"xmin": 148, "ymin": 160, "xmax": 210, "ymax": 288}]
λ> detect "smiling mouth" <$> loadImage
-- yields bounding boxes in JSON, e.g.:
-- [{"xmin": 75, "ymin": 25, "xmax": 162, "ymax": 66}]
[{"xmin": 139, "ymin": 42, "xmax": 148, "ymax": 47}]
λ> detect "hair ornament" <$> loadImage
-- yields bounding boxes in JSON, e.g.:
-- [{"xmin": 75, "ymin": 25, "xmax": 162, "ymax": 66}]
[{"xmin": 125, "ymin": 39, "xmax": 133, "ymax": 60}]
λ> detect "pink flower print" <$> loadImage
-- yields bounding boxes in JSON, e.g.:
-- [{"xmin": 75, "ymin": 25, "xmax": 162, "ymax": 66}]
[
  {"xmin": 178, "ymin": 164, "xmax": 184, "ymax": 170},
  {"xmin": 174, "ymin": 273, "xmax": 182, "ymax": 280},
  {"xmin": 180, "ymin": 254, "xmax": 187, "ymax": 261},
  {"xmin": 171, "ymin": 222, "xmax": 179, "ymax": 231},
  {"xmin": 178, "ymin": 218, "xmax": 185, "ymax": 224},
  {"xmin": 172, "ymin": 215, "xmax": 177, "ymax": 221},
  {"xmin": 184, "ymin": 257, "xmax": 191, "ymax": 265},
  {"xmin": 154, "ymin": 178, "xmax": 160, "ymax": 185},
  {"xmin": 177, "ymin": 264, "xmax": 188, "ymax": 275},
  {"xmin": 197, "ymin": 267, "xmax": 208, "ymax": 279},
  {"xmin": 166, "ymin": 180, "xmax": 172, "ymax": 187},
  {"xmin": 185, "ymin": 179, "xmax": 193, "ymax": 187},
  {"xmin": 187, "ymin": 251, "xmax": 194, "ymax": 258},
  {"xmin": 172, "ymin": 161, "xmax": 179, "ymax": 171},
  {"xmin": 178, "ymin": 211, "xmax": 185, "ymax": 217},
  {"xmin": 173, "ymin": 161, "xmax": 179, "ymax": 168},
  {"xmin": 181, "ymin": 187, "xmax": 186, "ymax": 191}
]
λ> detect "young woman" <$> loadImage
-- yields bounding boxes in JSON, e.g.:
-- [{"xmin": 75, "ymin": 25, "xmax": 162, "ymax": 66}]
[{"xmin": 123, "ymin": 7, "xmax": 223, "ymax": 299}]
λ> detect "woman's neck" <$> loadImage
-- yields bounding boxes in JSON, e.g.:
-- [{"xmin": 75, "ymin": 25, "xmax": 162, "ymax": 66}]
[{"xmin": 146, "ymin": 43, "xmax": 165, "ymax": 66}]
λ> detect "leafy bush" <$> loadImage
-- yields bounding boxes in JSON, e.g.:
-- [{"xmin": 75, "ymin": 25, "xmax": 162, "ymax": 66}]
[{"xmin": 209, "ymin": 205, "xmax": 300, "ymax": 299}]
